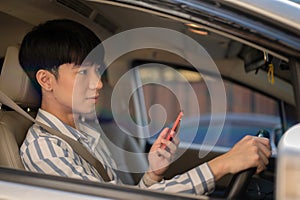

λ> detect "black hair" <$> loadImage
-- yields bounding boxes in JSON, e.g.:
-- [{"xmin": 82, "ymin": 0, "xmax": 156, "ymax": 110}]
[{"xmin": 19, "ymin": 19, "xmax": 101, "ymax": 94}]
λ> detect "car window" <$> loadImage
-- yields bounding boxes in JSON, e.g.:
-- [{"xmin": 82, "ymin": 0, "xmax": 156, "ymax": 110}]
[{"xmin": 136, "ymin": 63, "xmax": 282, "ymax": 150}]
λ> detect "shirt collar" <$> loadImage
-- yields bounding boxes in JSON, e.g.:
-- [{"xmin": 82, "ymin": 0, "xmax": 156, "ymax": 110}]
[
  {"xmin": 36, "ymin": 109, "xmax": 100, "ymax": 150},
  {"xmin": 77, "ymin": 118, "xmax": 101, "ymax": 150}
]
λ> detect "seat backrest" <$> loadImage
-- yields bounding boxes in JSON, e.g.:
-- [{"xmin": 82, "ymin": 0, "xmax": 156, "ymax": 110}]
[
  {"xmin": 0, "ymin": 111, "xmax": 33, "ymax": 169},
  {"xmin": 0, "ymin": 46, "xmax": 40, "ymax": 169}
]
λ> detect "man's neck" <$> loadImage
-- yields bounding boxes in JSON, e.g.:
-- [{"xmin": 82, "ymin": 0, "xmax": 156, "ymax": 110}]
[{"xmin": 41, "ymin": 101, "xmax": 78, "ymax": 129}]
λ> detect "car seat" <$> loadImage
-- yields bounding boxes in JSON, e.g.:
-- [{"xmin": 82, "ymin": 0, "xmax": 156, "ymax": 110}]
[{"xmin": 0, "ymin": 46, "xmax": 40, "ymax": 169}]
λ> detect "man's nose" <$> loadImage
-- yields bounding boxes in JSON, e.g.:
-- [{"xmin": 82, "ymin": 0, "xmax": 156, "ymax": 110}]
[
  {"xmin": 90, "ymin": 71, "xmax": 103, "ymax": 90},
  {"xmin": 96, "ymin": 78, "xmax": 103, "ymax": 90}
]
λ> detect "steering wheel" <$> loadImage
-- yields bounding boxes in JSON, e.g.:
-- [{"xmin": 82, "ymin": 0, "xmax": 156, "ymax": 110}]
[{"xmin": 225, "ymin": 130, "xmax": 270, "ymax": 199}]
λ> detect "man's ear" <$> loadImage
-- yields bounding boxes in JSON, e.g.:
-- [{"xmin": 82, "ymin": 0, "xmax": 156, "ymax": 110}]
[{"xmin": 36, "ymin": 69, "xmax": 55, "ymax": 92}]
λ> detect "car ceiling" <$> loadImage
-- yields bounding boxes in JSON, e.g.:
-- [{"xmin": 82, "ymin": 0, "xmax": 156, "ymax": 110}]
[{"xmin": 0, "ymin": 0, "xmax": 244, "ymax": 59}]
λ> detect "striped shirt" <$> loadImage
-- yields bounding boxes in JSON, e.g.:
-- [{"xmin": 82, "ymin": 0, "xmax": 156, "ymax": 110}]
[{"xmin": 20, "ymin": 109, "xmax": 215, "ymax": 195}]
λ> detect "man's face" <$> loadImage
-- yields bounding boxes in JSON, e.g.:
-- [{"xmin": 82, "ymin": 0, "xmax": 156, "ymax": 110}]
[{"xmin": 52, "ymin": 63, "xmax": 103, "ymax": 114}]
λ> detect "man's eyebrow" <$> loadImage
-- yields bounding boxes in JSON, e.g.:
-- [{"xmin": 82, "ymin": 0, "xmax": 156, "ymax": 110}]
[
  {"xmin": 72, "ymin": 65, "xmax": 81, "ymax": 69},
  {"xmin": 72, "ymin": 64, "xmax": 89, "ymax": 69}
]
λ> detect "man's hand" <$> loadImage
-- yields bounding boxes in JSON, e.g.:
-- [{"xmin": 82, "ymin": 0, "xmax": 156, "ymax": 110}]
[
  {"xmin": 147, "ymin": 128, "xmax": 180, "ymax": 182},
  {"xmin": 208, "ymin": 135, "xmax": 272, "ymax": 181}
]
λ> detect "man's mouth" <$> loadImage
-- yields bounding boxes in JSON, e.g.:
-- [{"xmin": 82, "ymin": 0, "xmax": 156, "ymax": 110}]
[{"xmin": 86, "ymin": 95, "xmax": 99, "ymax": 101}]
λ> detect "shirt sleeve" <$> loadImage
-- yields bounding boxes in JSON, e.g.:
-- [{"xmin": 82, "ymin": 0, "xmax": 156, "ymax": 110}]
[{"xmin": 138, "ymin": 163, "xmax": 215, "ymax": 195}]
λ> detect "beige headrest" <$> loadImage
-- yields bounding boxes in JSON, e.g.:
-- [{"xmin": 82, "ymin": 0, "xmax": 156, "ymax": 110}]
[{"xmin": 0, "ymin": 46, "xmax": 40, "ymax": 108}]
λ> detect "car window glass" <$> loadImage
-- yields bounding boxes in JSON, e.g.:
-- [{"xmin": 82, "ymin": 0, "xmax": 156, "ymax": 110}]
[{"xmin": 137, "ymin": 65, "xmax": 281, "ymax": 150}]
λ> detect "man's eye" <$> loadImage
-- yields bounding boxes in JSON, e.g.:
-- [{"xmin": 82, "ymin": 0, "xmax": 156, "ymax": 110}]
[
  {"xmin": 78, "ymin": 69, "xmax": 88, "ymax": 75},
  {"xmin": 95, "ymin": 67, "xmax": 102, "ymax": 75}
]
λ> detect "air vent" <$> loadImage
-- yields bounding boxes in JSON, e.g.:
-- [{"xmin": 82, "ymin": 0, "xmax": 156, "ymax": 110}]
[{"xmin": 56, "ymin": 0, "xmax": 93, "ymax": 18}]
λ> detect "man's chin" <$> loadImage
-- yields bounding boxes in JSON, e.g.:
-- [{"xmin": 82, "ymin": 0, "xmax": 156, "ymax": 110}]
[{"xmin": 73, "ymin": 108, "xmax": 97, "ymax": 117}]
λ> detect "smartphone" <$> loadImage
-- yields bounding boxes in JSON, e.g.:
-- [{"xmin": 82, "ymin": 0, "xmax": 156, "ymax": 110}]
[{"xmin": 161, "ymin": 111, "xmax": 183, "ymax": 149}]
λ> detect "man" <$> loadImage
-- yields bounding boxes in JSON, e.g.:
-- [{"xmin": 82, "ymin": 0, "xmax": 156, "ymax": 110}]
[{"xmin": 19, "ymin": 19, "xmax": 271, "ymax": 195}]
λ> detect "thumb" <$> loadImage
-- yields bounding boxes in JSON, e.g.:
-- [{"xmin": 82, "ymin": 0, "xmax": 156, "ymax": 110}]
[{"xmin": 158, "ymin": 127, "xmax": 170, "ymax": 139}]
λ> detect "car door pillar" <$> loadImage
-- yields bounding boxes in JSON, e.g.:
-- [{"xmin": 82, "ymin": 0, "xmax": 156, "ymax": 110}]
[{"xmin": 290, "ymin": 58, "xmax": 300, "ymax": 122}]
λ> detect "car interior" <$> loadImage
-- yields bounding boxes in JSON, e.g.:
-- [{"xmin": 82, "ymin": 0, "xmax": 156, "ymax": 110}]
[{"xmin": 0, "ymin": 0, "xmax": 299, "ymax": 199}]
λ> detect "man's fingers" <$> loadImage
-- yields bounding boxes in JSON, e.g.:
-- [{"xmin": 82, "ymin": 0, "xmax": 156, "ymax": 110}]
[
  {"xmin": 157, "ymin": 148, "xmax": 172, "ymax": 161},
  {"xmin": 256, "ymin": 138, "xmax": 272, "ymax": 160},
  {"xmin": 256, "ymin": 157, "xmax": 267, "ymax": 174},
  {"xmin": 259, "ymin": 150, "xmax": 269, "ymax": 166},
  {"xmin": 161, "ymin": 139, "xmax": 177, "ymax": 154},
  {"xmin": 257, "ymin": 137, "xmax": 271, "ymax": 148},
  {"xmin": 252, "ymin": 137, "xmax": 271, "ymax": 173},
  {"xmin": 172, "ymin": 136, "xmax": 180, "ymax": 146}
]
